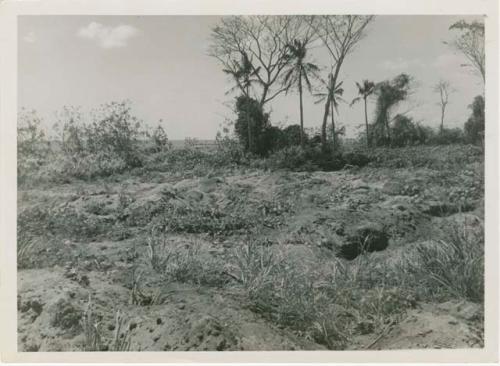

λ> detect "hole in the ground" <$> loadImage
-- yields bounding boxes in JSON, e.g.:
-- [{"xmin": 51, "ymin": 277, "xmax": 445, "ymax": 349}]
[{"xmin": 335, "ymin": 227, "xmax": 389, "ymax": 260}]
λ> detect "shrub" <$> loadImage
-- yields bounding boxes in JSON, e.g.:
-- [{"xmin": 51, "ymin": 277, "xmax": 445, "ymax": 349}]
[
  {"xmin": 389, "ymin": 114, "xmax": 419, "ymax": 147},
  {"xmin": 52, "ymin": 101, "xmax": 144, "ymax": 179},
  {"xmin": 282, "ymin": 124, "xmax": 306, "ymax": 147},
  {"xmin": 431, "ymin": 127, "xmax": 464, "ymax": 145},
  {"xmin": 265, "ymin": 146, "xmax": 345, "ymax": 172},
  {"xmin": 17, "ymin": 109, "xmax": 51, "ymax": 183},
  {"xmin": 150, "ymin": 123, "xmax": 171, "ymax": 152},
  {"xmin": 414, "ymin": 123, "xmax": 436, "ymax": 145},
  {"xmin": 234, "ymin": 95, "xmax": 274, "ymax": 156},
  {"xmin": 342, "ymin": 151, "xmax": 371, "ymax": 167},
  {"xmin": 464, "ymin": 95, "xmax": 485, "ymax": 145},
  {"xmin": 266, "ymin": 146, "xmax": 315, "ymax": 171},
  {"xmin": 215, "ymin": 131, "xmax": 247, "ymax": 165}
]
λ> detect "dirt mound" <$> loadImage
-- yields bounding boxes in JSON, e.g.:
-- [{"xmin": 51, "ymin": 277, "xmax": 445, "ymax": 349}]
[
  {"xmin": 17, "ymin": 266, "xmax": 321, "ymax": 351},
  {"xmin": 364, "ymin": 301, "xmax": 483, "ymax": 350}
]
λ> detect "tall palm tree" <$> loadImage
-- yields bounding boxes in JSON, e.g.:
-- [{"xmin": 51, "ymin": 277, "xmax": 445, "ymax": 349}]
[
  {"xmin": 223, "ymin": 52, "xmax": 261, "ymax": 151},
  {"xmin": 283, "ymin": 39, "xmax": 320, "ymax": 147},
  {"xmin": 315, "ymin": 73, "xmax": 345, "ymax": 151},
  {"xmin": 351, "ymin": 80, "xmax": 375, "ymax": 148}
]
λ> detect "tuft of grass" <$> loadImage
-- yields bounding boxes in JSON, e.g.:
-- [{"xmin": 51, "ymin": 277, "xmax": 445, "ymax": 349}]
[
  {"xmin": 80, "ymin": 295, "xmax": 104, "ymax": 352},
  {"xmin": 129, "ymin": 269, "xmax": 163, "ymax": 306},
  {"xmin": 17, "ymin": 234, "xmax": 38, "ymax": 269},
  {"xmin": 226, "ymin": 242, "xmax": 284, "ymax": 294},
  {"xmin": 406, "ymin": 219, "xmax": 484, "ymax": 303},
  {"xmin": 80, "ymin": 295, "xmax": 134, "ymax": 351},
  {"xmin": 146, "ymin": 228, "xmax": 171, "ymax": 272},
  {"xmin": 111, "ymin": 310, "xmax": 132, "ymax": 351},
  {"xmin": 145, "ymin": 230, "xmax": 226, "ymax": 287}
]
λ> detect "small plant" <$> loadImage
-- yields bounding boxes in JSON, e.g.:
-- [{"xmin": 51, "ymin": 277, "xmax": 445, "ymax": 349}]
[
  {"xmin": 17, "ymin": 234, "xmax": 38, "ymax": 269},
  {"xmin": 80, "ymin": 295, "xmax": 104, "ymax": 351},
  {"xmin": 111, "ymin": 310, "xmax": 132, "ymax": 351},
  {"xmin": 227, "ymin": 242, "xmax": 284, "ymax": 293},
  {"xmin": 145, "ymin": 230, "xmax": 226, "ymax": 287},
  {"xmin": 129, "ymin": 269, "xmax": 162, "ymax": 306},
  {"xmin": 146, "ymin": 229, "xmax": 172, "ymax": 272}
]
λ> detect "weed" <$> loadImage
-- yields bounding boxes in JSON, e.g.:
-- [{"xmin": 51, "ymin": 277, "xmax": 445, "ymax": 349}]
[
  {"xmin": 406, "ymin": 220, "xmax": 484, "ymax": 302},
  {"xmin": 111, "ymin": 310, "xmax": 132, "ymax": 351},
  {"xmin": 80, "ymin": 295, "xmax": 104, "ymax": 351},
  {"xmin": 145, "ymin": 230, "xmax": 226, "ymax": 287}
]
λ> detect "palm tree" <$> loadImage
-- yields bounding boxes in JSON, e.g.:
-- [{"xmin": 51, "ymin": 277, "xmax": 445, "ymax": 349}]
[
  {"xmin": 315, "ymin": 73, "xmax": 345, "ymax": 151},
  {"xmin": 282, "ymin": 39, "xmax": 320, "ymax": 147},
  {"xmin": 351, "ymin": 80, "xmax": 375, "ymax": 148},
  {"xmin": 223, "ymin": 52, "xmax": 261, "ymax": 151}
]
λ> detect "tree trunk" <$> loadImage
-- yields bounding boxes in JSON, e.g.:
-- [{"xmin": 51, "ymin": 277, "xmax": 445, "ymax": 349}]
[
  {"xmin": 364, "ymin": 97, "xmax": 370, "ymax": 148},
  {"xmin": 331, "ymin": 98, "xmax": 336, "ymax": 151},
  {"xmin": 298, "ymin": 72, "xmax": 304, "ymax": 148},
  {"xmin": 320, "ymin": 62, "xmax": 342, "ymax": 152},
  {"xmin": 440, "ymin": 105, "xmax": 445, "ymax": 133},
  {"xmin": 320, "ymin": 97, "xmax": 330, "ymax": 152},
  {"xmin": 246, "ymin": 84, "xmax": 252, "ymax": 152}
]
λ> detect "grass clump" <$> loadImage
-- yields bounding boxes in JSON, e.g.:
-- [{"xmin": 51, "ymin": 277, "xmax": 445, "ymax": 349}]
[
  {"xmin": 81, "ymin": 295, "xmax": 134, "ymax": 351},
  {"xmin": 145, "ymin": 230, "xmax": 227, "ymax": 287},
  {"xmin": 226, "ymin": 243, "xmax": 419, "ymax": 349},
  {"xmin": 406, "ymin": 220, "xmax": 484, "ymax": 303}
]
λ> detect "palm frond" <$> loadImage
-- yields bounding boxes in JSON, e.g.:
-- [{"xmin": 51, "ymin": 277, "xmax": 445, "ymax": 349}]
[
  {"xmin": 350, "ymin": 96, "xmax": 362, "ymax": 107},
  {"xmin": 303, "ymin": 70, "xmax": 313, "ymax": 92}
]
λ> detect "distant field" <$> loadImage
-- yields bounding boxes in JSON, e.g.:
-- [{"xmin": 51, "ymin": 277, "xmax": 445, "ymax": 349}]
[{"xmin": 170, "ymin": 139, "xmax": 216, "ymax": 149}]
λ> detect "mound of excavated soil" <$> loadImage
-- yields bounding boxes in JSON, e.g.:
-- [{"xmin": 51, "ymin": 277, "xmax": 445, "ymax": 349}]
[
  {"xmin": 17, "ymin": 157, "xmax": 484, "ymax": 351},
  {"xmin": 18, "ymin": 268, "xmax": 322, "ymax": 351},
  {"xmin": 359, "ymin": 301, "xmax": 483, "ymax": 350}
]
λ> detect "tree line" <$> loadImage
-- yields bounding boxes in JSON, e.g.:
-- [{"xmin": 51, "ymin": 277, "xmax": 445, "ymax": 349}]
[{"xmin": 209, "ymin": 16, "xmax": 485, "ymax": 155}]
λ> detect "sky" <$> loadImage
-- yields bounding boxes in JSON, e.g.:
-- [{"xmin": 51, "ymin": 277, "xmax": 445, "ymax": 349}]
[{"xmin": 18, "ymin": 15, "xmax": 484, "ymax": 140}]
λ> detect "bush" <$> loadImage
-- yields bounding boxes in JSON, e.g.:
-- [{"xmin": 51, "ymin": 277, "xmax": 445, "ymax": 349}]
[
  {"xmin": 367, "ymin": 145, "xmax": 482, "ymax": 170},
  {"xmin": 214, "ymin": 132, "xmax": 247, "ymax": 165},
  {"xmin": 464, "ymin": 95, "xmax": 485, "ymax": 145},
  {"xmin": 17, "ymin": 109, "xmax": 52, "ymax": 183},
  {"xmin": 430, "ymin": 127, "xmax": 464, "ymax": 145},
  {"xmin": 52, "ymin": 101, "xmax": 144, "ymax": 179},
  {"xmin": 264, "ymin": 145, "xmax": 370, "ymax": 172},
  {"xmin": 265, "ymin": 146, "xmax": 315, "ymax": 171},
  {"xmin": 389, "ymin": 114, "xmax": 420, "ymax": 147},
  {"xmin": 281, "ymin": 124, "xmax": 306, "ymax": 147},
  {"xmin": 234, "ymin": 96, "xmax": 274, "ymax": 156},
  {"xmin": 150, "ymin": 123, "xmax": 171, "ymax": 152},
  {"xmin": 342, "ymin": 151, "xmax": 371, "ymax": 167}
]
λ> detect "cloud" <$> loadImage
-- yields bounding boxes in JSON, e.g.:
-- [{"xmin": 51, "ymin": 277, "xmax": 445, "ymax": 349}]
[
  {"xmin": 77, "ymin": 22, "xmax": 138, "ymax": 48},
  {"xmin": 23, "ymin": 31, "xmax": 36, "ymax": 43},
  {"xmin": 433, "ymin": 53, "xmax": 462, "ymax": 70}
]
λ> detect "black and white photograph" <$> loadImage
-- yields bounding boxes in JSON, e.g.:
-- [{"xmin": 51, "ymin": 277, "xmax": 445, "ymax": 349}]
[{"xmin": 1, "ymin": 0, "xmax": 498, "ymax": 362}]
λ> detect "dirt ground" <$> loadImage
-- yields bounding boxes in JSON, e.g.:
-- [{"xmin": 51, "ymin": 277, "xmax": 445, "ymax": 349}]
[{"xmin": 17, "ymin": 155, "xmax": 484, "ymax": 351}]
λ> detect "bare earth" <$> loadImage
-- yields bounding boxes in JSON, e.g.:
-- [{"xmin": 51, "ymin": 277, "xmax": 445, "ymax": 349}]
[{"xmin": 17, "ymin": 156, "xmax": 484, "ymax": 351}]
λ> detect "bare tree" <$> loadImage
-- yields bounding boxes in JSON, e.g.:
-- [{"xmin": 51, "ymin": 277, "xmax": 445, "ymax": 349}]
[
  {"xmin": 433, "ymin": 80, "xmax": 452, "ymax": 132},
  {"xmin": 309, "ymin": 15, "xmax": 374, "ymax": 151},
  {"xmin": 209, "ymin": 16, "xmax": 304, "ymax": 107},
  {"xmin": 447, "ymin": 20, "xmax": 485, "ymax": 84}
]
